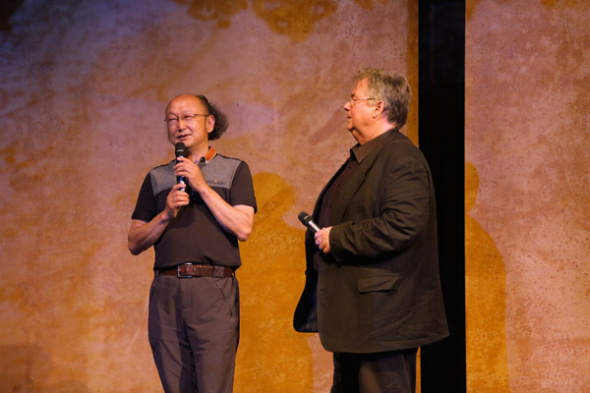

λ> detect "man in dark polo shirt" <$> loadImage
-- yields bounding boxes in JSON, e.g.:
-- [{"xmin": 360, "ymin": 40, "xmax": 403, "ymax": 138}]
[{"xmin": 128, "ymin": 94, "xmax": 257, "ymax": 393}]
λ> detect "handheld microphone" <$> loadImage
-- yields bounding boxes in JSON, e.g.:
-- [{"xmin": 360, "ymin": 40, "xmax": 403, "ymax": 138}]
[
  {"xmin": 298, "ymin": 211, "xmax": 321, "ymax": 233},
  {"xmin": 174, "ymin": 142, "xmax": 186, "ymax": 191}
]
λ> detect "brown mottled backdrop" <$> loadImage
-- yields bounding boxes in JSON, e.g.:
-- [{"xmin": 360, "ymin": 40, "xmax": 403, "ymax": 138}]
[
  {"xmin": 0, "ymin": 1, "xmax": 416, "ymax": 392},
  {"xmin": 1, "ymin": 0, "xmax": 589, "ymax": 392},
  {"xmin": 466, "ymin": 1, "xmax": 590, "ymax": 392}
]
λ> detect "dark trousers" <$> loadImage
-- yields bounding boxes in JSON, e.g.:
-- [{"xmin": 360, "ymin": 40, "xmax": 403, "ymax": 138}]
[
  {"xmin": 331, "ymin": 348, "xmax": 418, "ymax": 393},
  {"xmin": 148, "ymin": 274, "xmax": 239, "ymax": 393}
]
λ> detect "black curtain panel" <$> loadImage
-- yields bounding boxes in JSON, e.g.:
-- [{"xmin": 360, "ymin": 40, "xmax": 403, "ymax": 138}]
[{"xmin": 418, "ymin": 0, "xmax": 466, "ymax": 392}]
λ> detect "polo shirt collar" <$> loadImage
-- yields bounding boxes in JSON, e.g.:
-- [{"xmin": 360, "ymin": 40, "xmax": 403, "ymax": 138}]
[{"xmin": 201, "ymin": 146, "xmax": 217, "ymax": 163}]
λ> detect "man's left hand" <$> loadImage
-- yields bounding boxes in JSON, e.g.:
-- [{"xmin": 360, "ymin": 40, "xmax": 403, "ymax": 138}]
[
  {"xmin": 175, "ymin": 156, "xmax": 208, "ymax": 193},
  {"xmin": 315, "ymin": 227, "xmax": 332, "ymax": 254}
]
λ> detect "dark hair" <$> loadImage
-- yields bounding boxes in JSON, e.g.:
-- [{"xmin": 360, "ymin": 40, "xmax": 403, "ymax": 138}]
[{"xmin": 196, "ymin": 94, "xmax": 228, "ymax": 141}]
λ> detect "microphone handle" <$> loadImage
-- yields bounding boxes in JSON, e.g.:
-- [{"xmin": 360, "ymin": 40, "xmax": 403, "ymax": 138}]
[
  {"xmin": 307, "ymin": 220, "xmax": 321, "ymax": 233},
  {"xmin": 176, "ymin": 158, "xmax": 186, "ymax": 191}
]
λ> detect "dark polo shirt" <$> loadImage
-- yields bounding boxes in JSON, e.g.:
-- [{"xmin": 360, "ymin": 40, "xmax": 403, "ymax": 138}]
[{"xmin": 131, "ymin": 147, "xmax": 257, "ymax": 270}]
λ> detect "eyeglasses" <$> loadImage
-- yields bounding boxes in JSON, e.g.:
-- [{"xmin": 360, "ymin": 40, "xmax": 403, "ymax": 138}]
[
  {"xmin": 164, "ymin": 113, "xmax": 210, "ymax": 126},
  {"xmin": 347, "ymin": 97, "xmax": 375, "ymax": 107}
]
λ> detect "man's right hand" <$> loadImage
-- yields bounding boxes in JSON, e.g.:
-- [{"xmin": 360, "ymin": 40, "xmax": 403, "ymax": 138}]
[{"xmin": 164, "ymin": 183, "xmax": 190, "ymax": 219}]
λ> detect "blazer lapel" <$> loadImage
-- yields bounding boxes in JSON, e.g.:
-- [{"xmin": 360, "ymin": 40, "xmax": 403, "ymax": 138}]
[
  {"xmin": 330, "ymin": 130, "xmax": 399, "ymax": 224},
  {"xmin": 312, "ymin": 161, "xmax": 347, "ymax": 220}
]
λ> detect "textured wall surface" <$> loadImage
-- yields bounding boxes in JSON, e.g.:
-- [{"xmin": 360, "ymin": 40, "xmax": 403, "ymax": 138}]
[
  {"xmin": 0, "ymin": 0, "xmax": 413, "ymax": 391},
  {"xmin": 5, "ymin": 0, "xmax": 587, "ymax": 391},
  {"xmin": 466, "ymin": 1, "xmax": 590, "ymax": 391}
]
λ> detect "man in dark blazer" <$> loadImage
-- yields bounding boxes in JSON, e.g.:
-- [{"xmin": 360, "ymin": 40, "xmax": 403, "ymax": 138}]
[{"xmin": 294, "ymin": 69, "xmax": 449, "ymax": 393}]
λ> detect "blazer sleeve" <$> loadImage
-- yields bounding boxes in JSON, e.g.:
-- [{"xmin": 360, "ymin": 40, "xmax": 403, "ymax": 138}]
[{"xmin": 329, "ymin": 144, "xmax": 433, "ymax": 263}]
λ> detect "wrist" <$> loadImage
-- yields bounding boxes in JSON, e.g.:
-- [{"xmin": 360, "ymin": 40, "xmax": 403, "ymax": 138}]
[{"xmin": 161, "ymin": 208, "xmax": 176, "ymax": 222}]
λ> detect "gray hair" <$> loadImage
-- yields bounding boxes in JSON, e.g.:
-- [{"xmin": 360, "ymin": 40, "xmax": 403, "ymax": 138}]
[{"xmin": 353, "ymin": 68, "xmax": 411, "ymax": 128}]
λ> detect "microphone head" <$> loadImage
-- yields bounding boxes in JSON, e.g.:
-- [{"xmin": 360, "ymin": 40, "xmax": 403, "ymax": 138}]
[
  {"xmin": 298, "ymin": 211, "xmax": 312, "ymax": 225},
  {"xmin": 175, "ymin": 142, "xmax": 186, "ymax": 158}
]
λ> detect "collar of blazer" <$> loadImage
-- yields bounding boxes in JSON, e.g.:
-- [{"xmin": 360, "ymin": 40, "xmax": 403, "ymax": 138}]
[{"xmin": 327, "ymin": 128, "xmax": 403, "ymax": 225}]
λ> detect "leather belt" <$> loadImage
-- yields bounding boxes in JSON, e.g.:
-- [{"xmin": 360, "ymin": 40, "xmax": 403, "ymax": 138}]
[{"xmin": 158, "ymin": 263, "xmax": 234, "ymax": 278}]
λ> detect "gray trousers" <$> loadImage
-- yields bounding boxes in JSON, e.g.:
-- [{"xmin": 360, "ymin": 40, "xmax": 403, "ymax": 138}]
[{"xmin": 148, "ymin": 273, "xmax": 239, "ymax": 393}]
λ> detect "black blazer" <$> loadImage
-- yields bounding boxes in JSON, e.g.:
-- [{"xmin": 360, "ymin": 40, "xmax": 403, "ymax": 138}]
[{"xmin": 294, "ymin": 129, "xmax": 449, "ymax": 353}]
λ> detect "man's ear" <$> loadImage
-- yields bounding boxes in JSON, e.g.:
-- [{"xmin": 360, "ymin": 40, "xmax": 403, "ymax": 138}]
[
  {"xmin": 207, "ymin": 115, "xmax": 216, "ymax": 133},
  {"xmin": 372, "ymin": 100, "xmax": 385, "ymax": 118}
]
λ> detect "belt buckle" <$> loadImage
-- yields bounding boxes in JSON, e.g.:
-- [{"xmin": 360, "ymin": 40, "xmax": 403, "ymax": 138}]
[{"xmin": 177, "ymin": 263, "xmax": 194, "ymax": 278}]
